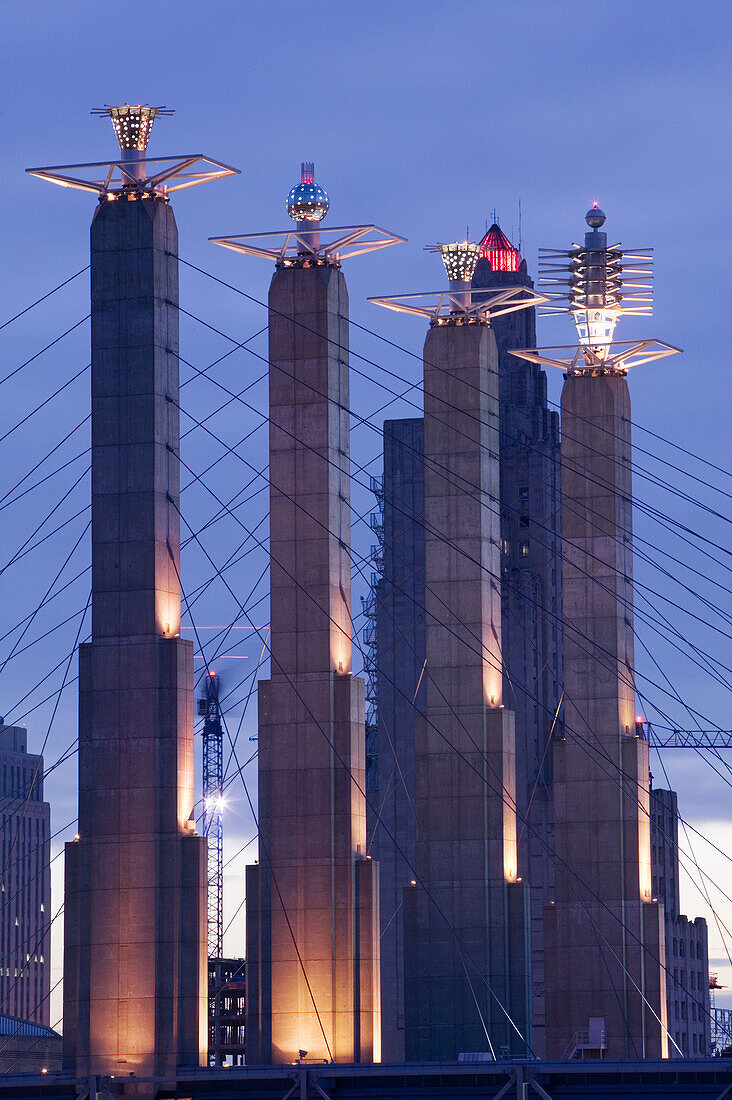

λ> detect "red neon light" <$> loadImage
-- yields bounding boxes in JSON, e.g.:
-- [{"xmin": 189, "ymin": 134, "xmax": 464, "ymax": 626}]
[{"xmin": 478, "ymin": 223, "xmax": 521, "ymax": 272}]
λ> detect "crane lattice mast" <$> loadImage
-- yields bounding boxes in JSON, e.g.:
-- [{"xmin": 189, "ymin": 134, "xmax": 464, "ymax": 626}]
[{"xmin": 199, "ymin": 671, "xmax": 224, "ymax": 960}]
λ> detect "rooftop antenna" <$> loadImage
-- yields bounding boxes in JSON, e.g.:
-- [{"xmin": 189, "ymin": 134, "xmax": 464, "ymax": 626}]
[
  {"xmin": 491, "ymin": 207, "xmax": 498, "ymax": 226},
  {"xmin": 518, "ymin": 198, "xmax": 523, "ymax": 256}
]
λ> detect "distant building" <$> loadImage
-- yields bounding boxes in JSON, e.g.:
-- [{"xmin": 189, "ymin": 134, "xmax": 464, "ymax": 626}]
[
  {"xmin": 208, "ymin": 958, "xmax": 245, "ymax": 1066},
  {"xmin": 650, "ymin": 785, "xmax": 711, "ymax": 1057},
  {"xmin": 0, "ymin": 722, "xmax": 51, "ymax": 1026},
  {"xmin": 0, "ymin": 1013, "xmax": 60, "ymax": 1074},
  {"xmin": 473, "ymin": 226, "xmax": 563, "ymax": 1053},
  {"xmin": 370, "ymin": 418, "xmax": 425, "ymax": 1062},
  {"xmin": 369, "ymin": 224, "xmax": 562, "ymax": 1057}
]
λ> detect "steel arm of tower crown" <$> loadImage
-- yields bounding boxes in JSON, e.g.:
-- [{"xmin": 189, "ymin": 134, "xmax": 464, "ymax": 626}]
[
  {"xmin": 368, "ymin": 285, "xmax": 548, "ymax": 321},
  {"xmin": 510, "ymin": 338, "xmax": 681, "ymax": 372},
  {"xmin": 26, "ymin": 154, "xmax": 239, "ymax": 195},
  {"xmin": 210, "ymin": 224, "xmax": 406, "ymax": 262}
]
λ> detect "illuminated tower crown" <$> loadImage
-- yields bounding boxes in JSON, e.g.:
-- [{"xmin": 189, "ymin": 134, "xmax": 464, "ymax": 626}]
[
  {"xmin": 369, "ymin": 235, "xmax": 544, "ymax": 325},
  {"xmin": 211, "ymin": 162, "xmax": 403, "ymax": 266},
  {"xmin": 286, "ymin": 161, "xmax": 330, "ymax": 222},
  {"xmin": 27, "ymin": 105, "xmax": 237, "ymax": 198},
  {"xmin": 478, "ymin": 223, "xmax": 521, "ymax": 272},
  {"xmin": 437, "ymin": 240, "xmax": 480, "ymax": 284},
  {"xmin": 511, "ymin": 204, "xmax": 679, "ymax": 374},
  {"xmin": 96, "ymin": 104, "xmax": 171, "ymax": 152}
]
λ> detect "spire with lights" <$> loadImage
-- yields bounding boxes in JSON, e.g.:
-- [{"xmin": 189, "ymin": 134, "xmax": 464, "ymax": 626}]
[{"xmin": 511, "ymin": 204, "xmax": 680, "ymax": 374}]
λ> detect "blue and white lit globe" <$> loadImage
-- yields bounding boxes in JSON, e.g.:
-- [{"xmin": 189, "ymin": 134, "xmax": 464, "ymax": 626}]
[{"xmin": 287, "ymin": 162, "xmax": 329, "ymax": 222}]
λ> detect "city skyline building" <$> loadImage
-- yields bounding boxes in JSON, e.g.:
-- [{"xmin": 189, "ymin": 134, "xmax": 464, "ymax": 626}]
[
  {"xmin": 0, "ymin": 722, "xmax": 51, "ymax": 1027},
  {"xmin": 513, "ymin": 206, "xmax": 679, "ymax": 1059},
  {"xmin": 212, "ymin": 165, "xmax": 403, "ymax": 1064},
  {"xmin": 370, "ymin": 242, "xmax": 543, "ymax": 1059},
  {"xmin": 369, "ymin": 415, "xmax": 425, "ymax": 1062},
  {"xmin": 27, "ymin": 106, "xmax": 238, "ymax": 1085},
  {"xmin": 650, "ymin": 784, "xmax": 711, "ymax": 1057},
  {"xmin": 369, "ymin": 221, "xmax": 562, "ymax": 1058},
  {"xmin": 473, "ymin": 225, "xmax": 562, "ymax": 1054}
]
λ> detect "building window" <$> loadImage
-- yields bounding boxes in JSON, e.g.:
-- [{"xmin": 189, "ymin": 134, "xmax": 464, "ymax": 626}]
[
  {"xmin": 520, "ymin": 542, "xmax": 529, "ymax": 557},
  {"xmin": 519, "ymin": 486, "xmax": 529, "ymax": 502},
  {"xmin": 680, "ymin": 940, "xmax": 685, "ymax": 956},
  {"xmin": 673, "ymin": 938, "xmax": 678, "ymax": 956},
  {"xmin": 675, "ymin": 1002, "xmax": 679, "ymax": 1019}
]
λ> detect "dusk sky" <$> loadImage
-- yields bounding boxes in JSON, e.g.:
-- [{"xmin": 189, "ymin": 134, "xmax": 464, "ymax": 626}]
[{"xmin": 1, "ymin": 0, "xmax": 730, "ymax": 1026}]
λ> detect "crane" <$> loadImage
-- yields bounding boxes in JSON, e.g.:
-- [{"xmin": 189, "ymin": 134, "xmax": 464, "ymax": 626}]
[{"xmin": 199, "ymin": 670, "xmax": 224, "ymax": 960}]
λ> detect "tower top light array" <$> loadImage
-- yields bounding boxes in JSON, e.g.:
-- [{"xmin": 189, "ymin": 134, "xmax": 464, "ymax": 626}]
[
  {"xmin": 512, "ymin": 205, "xmax": 680, "ymax": 374},
  {"xmin": 27, "ymin": 103, "xmax": 237, "ymax": 199}
]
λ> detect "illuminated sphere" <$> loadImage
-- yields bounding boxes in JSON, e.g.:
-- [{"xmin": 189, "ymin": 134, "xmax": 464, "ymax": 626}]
[
  {"xmin": 287, "ymin": 179, "xmax": 330, "ymax": 222},
  {"xmin": 585, "ymin": 205, "xmax": 607, "ymax": 229}
]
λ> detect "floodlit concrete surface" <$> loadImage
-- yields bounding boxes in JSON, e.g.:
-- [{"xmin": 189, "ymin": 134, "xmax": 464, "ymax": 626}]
[
  {"xmin": 545, "ymin": 372, "xmax": 667, "ymax": 1058},
  {"xmin": 404, "ymin": 321, "xmax": 530, "ymax": 1060},
  {"xmin": 246, "ymin": 262, "xmax": 379, "ymax": 1065},
  {"xmin": 62, "ymin": 196, "xmax": 207, "ymax": 1088}
]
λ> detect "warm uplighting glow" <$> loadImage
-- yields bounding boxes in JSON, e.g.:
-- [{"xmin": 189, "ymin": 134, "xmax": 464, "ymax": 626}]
[
  {"xmin": 157, "ymin": 591, "xmax": 181, "ymax": 638},
  {"xmin": 438, "ymin": 241, "xmax": 480, "ymax": 284},
  {"xmin": 483, "ymin": 666, "xmax": 502, "ymax": 708}
]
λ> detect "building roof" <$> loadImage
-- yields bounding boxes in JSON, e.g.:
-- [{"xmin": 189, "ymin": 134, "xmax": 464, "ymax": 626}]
[
  {"xmin": 0, "ymin": 1014, "xmax": 60, "ymax": 1038},
  {"xmin": 478, "ymin": 223, "xmax": 521, "ymax": 272}
]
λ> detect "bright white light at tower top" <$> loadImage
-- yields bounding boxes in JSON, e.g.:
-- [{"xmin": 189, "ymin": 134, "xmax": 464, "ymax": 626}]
[
  {"xmin": 91, "ymin": 104, "xmax": 173, "ymax": 152},
  {"xmin": 572, "ymin": 308, "xmax": 619, "ymax": 351},
  {"xmin": 286, "ymin": 161, "xmax": 330, "ymax": 222},
  {"xmin": 438, "ymin": 241, "xmax": 480, "ymax": 283},
  {"xmin": 537, "ymin": 204, "xmax": 655, "ymax": 360}
]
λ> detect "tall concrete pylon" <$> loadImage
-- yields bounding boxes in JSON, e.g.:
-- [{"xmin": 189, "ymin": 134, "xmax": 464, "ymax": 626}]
[
  {"xmin": 545, "ymin": 369, "xmax": 667, "ymax": 1058},
  {"xmin": 28, "ymin": 107, "xmax": 237, "ymax": 1089},
  {"xmin": 212, "ymin": 166, "xmax": 403, "ymax": 1064},
  {"xmin": 511, "ymin": 205, "xmax": 679, "ymax": 1058},
  {"xmin": 370, "ymin": 248, "xmax": 543, "ymax": 1060}
]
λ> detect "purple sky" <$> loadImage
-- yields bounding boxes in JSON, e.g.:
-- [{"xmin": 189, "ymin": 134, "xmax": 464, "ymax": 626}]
[{"xmin": 1, "ymin": 1, "xmax": 730, "ymax": 1024}]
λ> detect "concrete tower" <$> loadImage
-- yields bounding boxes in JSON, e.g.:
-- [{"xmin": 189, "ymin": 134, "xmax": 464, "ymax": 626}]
[
  {"xmin": 512, "ymin": 206, "xmax": 679, "ymax": 1059},
  {"xmin": 28, "ymin": 108, "xmax": 237, "ymax": 1087},
  {"xmin": 370, "ymin": 251, "xmax": 543, "ymax": 1059},
  {"xmin": 212, "ymin": 170, "xmax": 403, "ymax": 1064}
]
